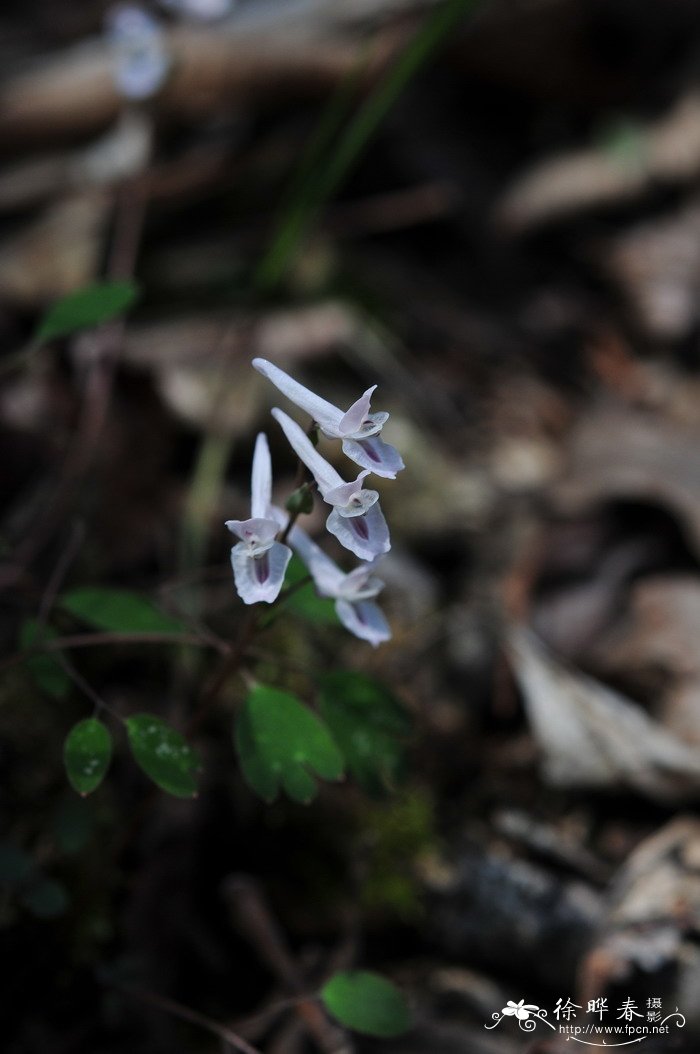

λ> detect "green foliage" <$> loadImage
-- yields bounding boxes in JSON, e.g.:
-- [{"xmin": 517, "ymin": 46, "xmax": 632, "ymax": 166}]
[
  {"xmin": 255, "ymin": 0, "xmax": 478, "ymax": 290},
  {"xmin": 0, "ymin": 841, "xmax": 33, "ymax": 884},
  {"xmin": 360, "ymin": 789, "xmax": 435, "ymax": 919},
  {"xmin": 318, "ymin": 672, "xmax": 411, "ymax": 796},
  {"xmin": 320, "ymin": 970, "xmax": 412, "ymax": 1038},
  {"xmin": 126, "ymin": 714, "xmax": 200, "ymax": 798},
  {"xmin": 61, "ymin": 587, "xmax": 184, "ymax": 634},
  {"xmin": 19, "ymin": 877, "xmax": 69, "ymax": 919},
  {"xmin": 282, "ymin": 556, "xmax": 337, "ymax": 624},
  {"xmin": 51, "ymin": 796, "xmax": 95, "ymax": 855},
  {"xmin": 20, "ymin": 619, "xmax": 70, "ymax": 699},
  {"xmin": 235, "ymin": 684, "xmax": 344, "ymax": 804},
  {"xmin": 64, "ymin": 718, "xmax": 112, "ymax": 796},
  {"xmin": 36, "ymin": 280, "xmax": 139, "ymax": 341},
  {"xmin": 0, "ymin": 840, "xmax": 70, "ymax": 920}
]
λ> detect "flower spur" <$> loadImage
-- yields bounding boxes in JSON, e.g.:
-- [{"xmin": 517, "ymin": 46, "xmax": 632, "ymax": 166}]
[
  {"xmin": 253, "ymin": 357, "xmax": 404, "ymax": 479},
  {"xmin": 225, "ymin": 433, "xmax": 291, "ymax": 604}
]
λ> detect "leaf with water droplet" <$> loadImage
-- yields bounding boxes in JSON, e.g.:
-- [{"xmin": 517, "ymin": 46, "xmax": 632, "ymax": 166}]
[
  {"xmin": 64, "ymin": 718, "xmax": 112, "ymax": 796},
  {"xmin": 126, "ymin": 714, "xmax": 200, "ymax": 798},
  {"xmin": 320, "ymin": 970, "xmax": 412, "ymax": 1037},
  {"xmin": 235, "ymin": 685, "xmax": 343, "ymax": 804}
]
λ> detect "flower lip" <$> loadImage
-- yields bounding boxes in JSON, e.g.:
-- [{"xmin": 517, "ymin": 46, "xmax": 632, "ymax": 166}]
[
  {"xmin": 323, "ymin": 473, "xmax": 379, "ymax": 517},
  {"xmin": 225, "ymin": 516, "xmax": 279, "ymax": 554}
]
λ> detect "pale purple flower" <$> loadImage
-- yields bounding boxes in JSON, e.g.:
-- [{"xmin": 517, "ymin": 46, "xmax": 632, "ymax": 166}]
[
  {"xmin": 225, "ymin": 433, "xmax": 291, "ymax": 604},
  {"xmin": 289, "ymin": 525, "xmax": 391, "ymax": 647},
  {"xmin": 253, "ymin": 358, "xmax": 404, "ymax": 479},
  {"xmin": 106, "ymin": 4, "xmax": 170, "ymax": 100},
  {"xmin": 271, "ymin": 408, "xmax": 390, "ymax": 561}
]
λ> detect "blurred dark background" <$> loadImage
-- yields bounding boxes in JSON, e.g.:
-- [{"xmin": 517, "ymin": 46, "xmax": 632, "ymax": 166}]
[{"xmin": 4, "ymin": 1, "xmax": 700, "ymax": 1051}]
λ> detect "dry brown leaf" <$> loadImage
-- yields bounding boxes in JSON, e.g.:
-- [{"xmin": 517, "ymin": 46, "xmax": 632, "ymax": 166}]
[
  {"xmin": 508, "ymin": 626, "xmax": 700, "ymax": 801},
  {"xmin": 0, "ymin": 193, "xmax": 109, "ymax": 303},
  {"xmin": 496, "ymin": 92, "xmax": 700, "ymax": 231},
  {"xmin": 580, "ymin": 817, "xmax": 700, "ymax": 1031},
  {"xmin": 555, "ymin": 401, "xmax": 700, "ymax": 558}
]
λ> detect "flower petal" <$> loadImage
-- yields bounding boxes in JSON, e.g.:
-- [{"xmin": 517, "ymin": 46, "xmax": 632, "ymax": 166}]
[
  {"xmin": 271, "ymin": 408, "xmax": 344, "ymax": 495},
  {"xmin": 335, "ymin": 599, "xmax": 391, "ymax": 647},
  {"xmin": 288, "ymin": 524, "xmax": 345, "ymax": 597},
  {"xmin": 339, "ymin": 386, "xmax": 376, "ymax": 436},
  {"xmin": 225, "ymin": 516, "xmax": 279, "ymax": 552},
  {"xmin": 250, "ymin": 433, "xmax": 272, "ymax": 520},
  {"xmin": 230, "ymin": 541, "xmax": 291, "ymax": 604},
  {"xmin": 253, "ymin": 358, "xmax": 343, "ymax": 436},
  {"xmin": 324, "ymin": 472, "xmax": 379, "ymax": 516},
  {"xmin": 342, "ymin": 436, "xmax": 405, "ymax": 479},
  {"xmin": 326, "ymin": 502, "xmax": 390, "ymax": 561},
  {"xmin": 339, "ymin": 566, "xmax": 384, "ymax": 601}
]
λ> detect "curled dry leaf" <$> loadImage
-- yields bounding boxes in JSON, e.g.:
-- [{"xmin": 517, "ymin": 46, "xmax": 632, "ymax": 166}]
[
  {"xmin": 496, "ymin": 92, "xmax": 700, "ymax": 232},
  {"xmin": 554, "ymin": 401, "xmax": 700, "ymax": 560},
  {"xmin": 592, "ymin": 575, "xmax": 700, "ymax": 747},
  {"xmin": 507, "ymin": 625, "xmax": 700, "ymax": 802},
  {"xmin": 580, "ymin": 817, "xmax": 700, "ymax": 1030},
  {"xmin": 605, "ymin": 199, "xmax": 700, "ymax": 341}
]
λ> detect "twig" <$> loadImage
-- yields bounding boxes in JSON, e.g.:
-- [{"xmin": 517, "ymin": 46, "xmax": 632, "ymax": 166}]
[
  {"xmin": 223, "ymin": 876, "xmax": 352, "ymax": 1054},
  {"xmin": 113, "ymin": 981, "xmax": 263, "ymax": 1054},
  {"xmin": 37, "ymin": 521, "xmax": 86, "ymax": 627},
  {"xmin": 187, "ymin": 609, "xmax": 260, "ymax": 735},
  {"xmin": 0, "ymin": 630, "xmax": 224, "ymax": 677}
]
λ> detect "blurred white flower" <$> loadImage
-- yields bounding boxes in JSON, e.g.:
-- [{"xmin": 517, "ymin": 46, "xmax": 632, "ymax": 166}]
[
  {"xmin": 106, "ymin": 4, "xmax": 170, "ymax": 100},
  {"xmin": 159, "ymin": 0, "xmax": 234, "ymax": 21}
]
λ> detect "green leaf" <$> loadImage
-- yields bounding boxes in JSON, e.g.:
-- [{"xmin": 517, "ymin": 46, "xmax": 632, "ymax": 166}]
[
  {"xmin": 51, "ymin": 795, "xmax": 95, "ymax": 855},
  {"xmin": 61, "ymin": 587, "xmax": 184, "ymax": 634},
  {"xmin": 235, "ymin": 684, "xmax": 344, "ymax": 804},
  {"xmin": 63, "ymin": 718, "xmax": 112, "ymax": 796},
  {"xmin": 126, "ymin": 714, "xmax": 200, "ymax": 798},
  {"xmin": 20, "ymin": 877, "xmax": 69, "ymax": 919},
  {"xmin": 318, "ymin": 673, "xmax": 411, "ymax": 796},
  {"xmin": 36, "ymin": 280, "xmax": 139, "ymax": 341},
  {"xmin": 282, "ymin": 556, "xmax": 338, "ymax": 625},
  {"xmin": 20, "ymin": 619, "xmax": 70, "ymax": 699},
  {"xmin": 320, "ymin": 970, "xmax": 412, "ymax": 1038},
  {"xmin": 0, "ymin": 842, "xmax": 34, "ymax": 884}
]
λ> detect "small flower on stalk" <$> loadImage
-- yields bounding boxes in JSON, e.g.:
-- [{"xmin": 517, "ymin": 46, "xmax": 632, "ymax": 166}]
[
  {"xmin": 271, "ymin": 408, "xmax": 390, "ymax": 561},
  {"xmin": 253, "ymin": 358, "xmax": 404, "ymax": 479},
  {"xmin": 225, "ymin": 433, "xmax": 291, "ymax": 604},
  {"xmin": 289, "ymin": 525, "xmax": 391, "ymax": 648}
]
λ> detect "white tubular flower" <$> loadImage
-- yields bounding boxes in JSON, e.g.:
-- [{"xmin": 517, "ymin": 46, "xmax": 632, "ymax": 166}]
[
  {"xmin": 272, "ymin": 408, "xmax": 390, "ymax": 562},
  {"xmin": 289, "ymin": 525, "xmax": 391, "ymax": 648},
  {"xmin": 106, "ymin": 5, "xmax": 170, "ymax": 100},
  {"xmin": 253, "ymin": 358, "xmax": 404, "ymax": 479},
  {"xmin": 225, "ymin": 433, "xmax": 291, "ymax": 604}
]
